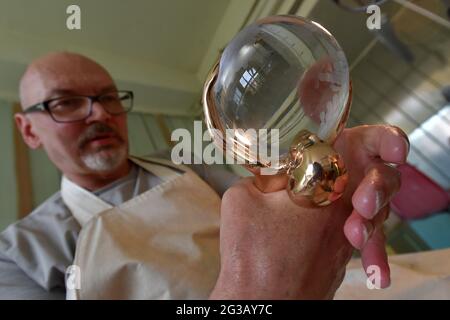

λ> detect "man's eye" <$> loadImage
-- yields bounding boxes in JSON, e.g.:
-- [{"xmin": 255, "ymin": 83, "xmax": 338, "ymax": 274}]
[{"xmin": 50, "ymin": 99, "xmax": 81, "ymax": 109}]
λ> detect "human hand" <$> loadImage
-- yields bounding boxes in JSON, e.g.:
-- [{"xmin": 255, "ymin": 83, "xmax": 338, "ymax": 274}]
[{"xmin": 210, "ymin": 125, "xmax": 408, "ymax": 299}]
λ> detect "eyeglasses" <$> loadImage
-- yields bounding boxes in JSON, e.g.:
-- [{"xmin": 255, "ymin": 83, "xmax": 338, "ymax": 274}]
[{"xmin": 23, "ymin": 90, "xmax": 134, "ymax": 123}]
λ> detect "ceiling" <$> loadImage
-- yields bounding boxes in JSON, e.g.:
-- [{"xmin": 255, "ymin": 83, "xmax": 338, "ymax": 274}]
[{"xmin": 0, "ymin": 0, "xmax": 381, "ymax": 116}]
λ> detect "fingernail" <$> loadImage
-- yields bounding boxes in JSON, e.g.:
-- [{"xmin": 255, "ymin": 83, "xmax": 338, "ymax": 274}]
[
  {"xmin": 362, "ymin": 221, "xmax": 374, "ymax": 247},
  {"xmin": 393, "ymin": 126, "xmax": 410, "ymax": 154},
  {"xmin": 403, "ymin": 137, "xmax": 410, "ymax": 157},
  {"xmin": 373, "ymin": 190, "xmax": 384, "ymax": 217},
  {"xmin": 399, "ymin": 132, "xmax": 410, "ymax": 155}
]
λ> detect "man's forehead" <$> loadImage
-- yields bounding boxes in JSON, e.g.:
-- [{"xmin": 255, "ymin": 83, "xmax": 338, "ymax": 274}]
[
  {"xmin": 20, "ymin": 52, "xmax": 116, "ymax": 107},
  {"xmin": 38, "ymin": 73, "xmax": 116, "ymax": 96}
]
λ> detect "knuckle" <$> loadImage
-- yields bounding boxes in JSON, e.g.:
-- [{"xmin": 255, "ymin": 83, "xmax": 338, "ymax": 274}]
[
  {"xmin": 370, "ymin": 163, "xmax": 401, "ymax": 191},
  {"xmin": 223, "ymin": 181, "xmax": 252, "ymax": 202}
]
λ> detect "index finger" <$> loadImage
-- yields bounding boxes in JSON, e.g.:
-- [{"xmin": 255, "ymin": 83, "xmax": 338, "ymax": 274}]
[{"xmin": 354, "ymin": 125, "xmax": 410, "ymax": 164}]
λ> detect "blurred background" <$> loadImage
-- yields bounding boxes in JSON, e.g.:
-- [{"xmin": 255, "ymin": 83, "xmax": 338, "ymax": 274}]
[{"xmin": 0, "ymin": 0, "xmax": 449, "ymax": 253}]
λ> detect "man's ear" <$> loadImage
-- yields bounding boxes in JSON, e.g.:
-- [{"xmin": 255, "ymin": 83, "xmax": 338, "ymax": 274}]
[{"xmin": 14, "ymin": 113, "xmax": 41, "ymax": 149}]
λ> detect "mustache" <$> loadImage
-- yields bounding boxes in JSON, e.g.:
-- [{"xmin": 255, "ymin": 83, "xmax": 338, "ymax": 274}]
[{"xmin": 78, "ymin": 123, "xmax": 124, "ymax": 149}]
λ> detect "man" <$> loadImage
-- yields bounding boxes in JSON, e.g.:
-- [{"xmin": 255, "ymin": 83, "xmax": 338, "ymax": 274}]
[{"xmin": 0, "ymin": 52, "xmax": 408, "ymax": 299}]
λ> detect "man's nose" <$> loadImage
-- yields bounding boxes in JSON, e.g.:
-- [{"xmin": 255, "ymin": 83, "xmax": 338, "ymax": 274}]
[{"xmin": 86, "ymin": 101, "xmax": 112, "ymax": 123}]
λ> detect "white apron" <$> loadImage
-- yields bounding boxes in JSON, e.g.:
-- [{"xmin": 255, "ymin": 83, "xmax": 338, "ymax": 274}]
[{"xmin": 61, "ymin": 157, "xmax": 221, "ymax": 300}]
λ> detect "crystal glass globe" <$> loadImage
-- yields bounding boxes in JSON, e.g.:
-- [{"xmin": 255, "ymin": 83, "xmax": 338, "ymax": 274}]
[{"xmin": 203, "ymin": 15, "xmax": 352, "ymax": 206}]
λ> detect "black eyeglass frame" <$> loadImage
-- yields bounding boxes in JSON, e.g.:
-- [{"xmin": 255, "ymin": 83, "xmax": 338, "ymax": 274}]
[{"xmin": 22, "ymin": 90, "xmax": 134, "ymax": 123}]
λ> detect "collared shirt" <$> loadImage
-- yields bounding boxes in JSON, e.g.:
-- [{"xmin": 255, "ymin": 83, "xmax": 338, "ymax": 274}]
[{"xmin": 0, "ymin": 158, "xmax": 238, "ymax": 299}]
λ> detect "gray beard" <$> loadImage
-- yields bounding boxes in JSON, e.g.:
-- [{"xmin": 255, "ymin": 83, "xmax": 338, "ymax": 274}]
[{"xmin": 81, "ymin": 146, "xmax": 127, "ymax": 172}]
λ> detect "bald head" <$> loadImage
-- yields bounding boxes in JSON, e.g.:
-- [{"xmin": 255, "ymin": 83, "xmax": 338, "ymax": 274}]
[
  {"xmin": 19, "ymin": 52, "xmax": 116, "ymax": 109},
  {"xmin": 15, "ymin": 52, "xmax": 130, "ymax": 189}
]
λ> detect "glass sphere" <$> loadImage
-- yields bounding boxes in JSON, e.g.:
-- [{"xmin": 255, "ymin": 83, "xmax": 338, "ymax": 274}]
[{"xmin": 206, "ymin": 15, "xmax": 351, "ymax": 170}]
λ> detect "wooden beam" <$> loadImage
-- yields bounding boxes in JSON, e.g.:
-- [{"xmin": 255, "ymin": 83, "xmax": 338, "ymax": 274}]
[{"xmin": 12, "ymin": 103, "xmax": 34, "ymax": 219}]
